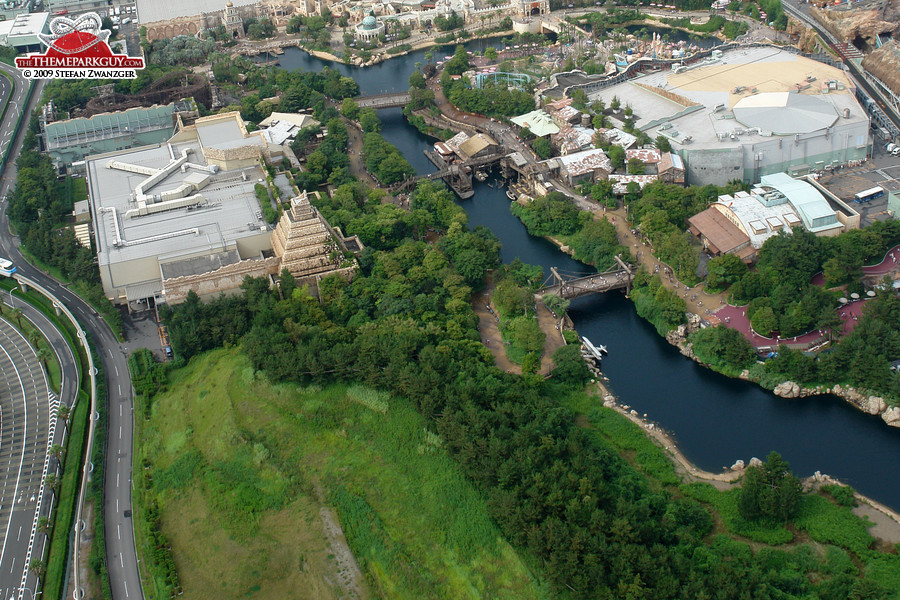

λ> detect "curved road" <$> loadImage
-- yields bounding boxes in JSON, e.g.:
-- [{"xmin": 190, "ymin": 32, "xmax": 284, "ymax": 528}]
[
  {"xmin": 0, "ymin": 298, "xmax": 78, "ymax": 600},
  {"xmin": 0, "ymin": 66, "xmax": 27, "ymax": 165},
  {"xmin": 0, "ymin": 65, "xmax": 141, "ymax": 600}
]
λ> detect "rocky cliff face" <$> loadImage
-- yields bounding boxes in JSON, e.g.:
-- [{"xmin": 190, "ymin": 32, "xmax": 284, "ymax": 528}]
[
  {"xmin": 788, "ymin": 18, "xmax": 822, "ymax": 53},
  {"xmin": 861, "ymin": 40, "xmax": 900, "ymax": 96},
  {"xmin": 810, "ymin": 0, "xmax": 899, "ymax": 47}
]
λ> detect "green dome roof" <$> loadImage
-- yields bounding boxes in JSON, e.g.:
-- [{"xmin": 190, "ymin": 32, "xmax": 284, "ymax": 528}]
[{"xmin": 361, "ymin": 15, "xmax": 378, "ymax": 29}]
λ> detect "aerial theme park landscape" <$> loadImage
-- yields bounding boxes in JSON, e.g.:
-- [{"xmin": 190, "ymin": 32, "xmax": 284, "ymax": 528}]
[{"xmin": 3, "ymin": 0, "xmax": 900, "ymax": 598}]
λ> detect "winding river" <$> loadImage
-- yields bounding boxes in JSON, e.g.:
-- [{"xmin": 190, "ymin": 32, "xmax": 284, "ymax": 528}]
[{"xmin": 277, "ymin": 42, "xmax": 900, "ymax": 511}]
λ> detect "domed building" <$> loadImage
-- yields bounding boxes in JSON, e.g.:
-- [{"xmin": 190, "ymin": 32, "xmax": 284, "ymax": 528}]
[
  {"xmin": 222, "ymin": 1, "xmax": 244, "ymax": 39},
  {"xmin": 355, "ymin": 13, "xmax": 385, "ymax": 40}
]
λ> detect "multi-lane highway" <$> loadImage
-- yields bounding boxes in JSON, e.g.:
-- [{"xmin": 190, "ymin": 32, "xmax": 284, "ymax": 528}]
[
  {"xmin": 0, "ymin": 67, "xmax": 28, "ymax": 168},
  {"xmin": 0, "ymin": 296, "xmax": 78, "ymax": 600},
  {"xmin": 0, "ymin": 62, "xmax": 141, "ymax": 600}
]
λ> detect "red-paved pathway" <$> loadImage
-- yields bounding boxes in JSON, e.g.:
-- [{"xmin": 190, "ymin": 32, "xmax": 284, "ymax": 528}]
[
  {"xmin": 716, "ymin": 244, "xmax": 900, "ymax": 348},
  {"xmin": 715, "ymin": 304, "xmax": 828, "ymax": 349},
  {"xmin": 810, "ymin": 244, "xmax": 900, "ymax": 287}
]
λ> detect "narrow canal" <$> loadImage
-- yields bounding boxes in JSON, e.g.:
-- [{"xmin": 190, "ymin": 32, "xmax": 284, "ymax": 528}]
[{"xmin": 277, "ymin": 43, "xmax": 900, "ymax": 511}]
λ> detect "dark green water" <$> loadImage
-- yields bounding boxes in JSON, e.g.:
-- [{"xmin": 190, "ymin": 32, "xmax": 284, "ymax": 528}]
[{"xmin": 278, "ymin": 44, "xmax": 900, "ymax": 511}]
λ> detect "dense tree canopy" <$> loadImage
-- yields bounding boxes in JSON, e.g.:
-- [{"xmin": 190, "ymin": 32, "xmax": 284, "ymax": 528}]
[
  {"xmin": 739, "ymin": 452, "xmax": 802, "ymax": 523},
  {"xmin": 691, "ymin": 325, "xmax": 756, "ymax": 371},
  {"xmin": 362, "ymin": 132, "xmax": 415, "ymax": 185},
  {"xmin": 510, "ymin": 192, "xmax": 588, "ymax": 237}
]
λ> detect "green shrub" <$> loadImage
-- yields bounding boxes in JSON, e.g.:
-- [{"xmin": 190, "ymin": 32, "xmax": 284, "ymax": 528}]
[
  {"xmin": 794, "ymin": 494, "xmax": 875, "ymax": 553},
  {"xmin": 682, "ymin": 482, "xmax": 794, "ymax": 545},
  {"xmin": 586, "ymin": 406, "xmax": 680, "ymax": 486},
  {"xmin": 387, "ymin": 43, "xmax": 412, "ymax": 54},
  {"xmin": 346, "ymin": 384, "xmax": 390, "ymax": 413},
  {"xmin": 821, "ymin": 484, "xmax": 857, "ymax": 507},
  {"xmin": 690, "ymin": 325, "xmax": 755, "ymax": 373}
]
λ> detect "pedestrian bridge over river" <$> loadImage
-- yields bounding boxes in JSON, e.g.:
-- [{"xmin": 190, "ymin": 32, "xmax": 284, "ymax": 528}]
[
  {"xmin": 354, "ymin": 92, "xmax": 412, "ymax": 109},
  {"xmin": 540, "ymin": 256, "xmax": 635, "ymax": 300}
]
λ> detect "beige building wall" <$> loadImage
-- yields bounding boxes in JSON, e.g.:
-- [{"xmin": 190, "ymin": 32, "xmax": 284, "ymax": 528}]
[
  {"xmin": 100, "ymin": 255, "xmax": 163, "ymax": 303},
  {"xmin": 236, "ymin": 231, "xmax": 276, "ymax": 258},
  {"xmin": 163, "ymin": 256, "xmax": 281, "ymax": 304}
]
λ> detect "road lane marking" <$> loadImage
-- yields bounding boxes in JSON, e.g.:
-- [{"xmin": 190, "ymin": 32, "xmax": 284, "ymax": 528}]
[{"xmin": 0, "ymin": 335, "xmax": 28, "ymax": 569}]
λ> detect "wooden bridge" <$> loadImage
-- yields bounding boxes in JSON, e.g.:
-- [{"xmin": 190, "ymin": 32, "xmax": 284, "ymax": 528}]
[
  {"xmin": 354, "ymin": 92, "xmax": 412, "ymax": 109},
  {"xmin": 540, "ymin": 256, "xmax": 635, "ymax": 300},
  {"xmin": 389, "ymin": 150, "xmax": 509, "ymax": 196}
]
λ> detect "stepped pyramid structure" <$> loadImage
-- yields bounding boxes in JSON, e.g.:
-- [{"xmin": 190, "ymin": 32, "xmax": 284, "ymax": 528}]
[{"xmin": 271, "ymin": 191, "xmax": 360, "ymax": 285}]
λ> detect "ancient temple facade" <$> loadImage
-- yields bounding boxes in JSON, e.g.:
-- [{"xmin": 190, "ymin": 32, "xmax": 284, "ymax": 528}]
[{"xmin": 270, "ymin": 191, "xmax": 361, "ymax": 287}]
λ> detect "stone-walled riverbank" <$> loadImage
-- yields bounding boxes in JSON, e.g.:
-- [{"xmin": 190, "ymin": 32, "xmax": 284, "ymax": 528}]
[
  {"xmin": 592, "ymin": 377, "xmax": 900, "ymax": 538},
  {"xmin": 665, "ymin": 323, "xmax": 900, "ymax": 429}
]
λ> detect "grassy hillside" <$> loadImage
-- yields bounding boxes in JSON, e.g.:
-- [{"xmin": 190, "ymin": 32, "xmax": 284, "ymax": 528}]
[{"xmin": 137, "ymin": 347, "xmax": 548, "ymax": 600}]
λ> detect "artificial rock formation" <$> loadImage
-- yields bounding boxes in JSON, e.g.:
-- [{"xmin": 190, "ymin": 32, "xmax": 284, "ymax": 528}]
[
  {"xmin": 810, "ymin": 0, "xmax": 900, "ymax": 47},
  {"xmin": 862, "ymin": 40, "xmax": 900, "ymax": 97},
  {"xmin": 774, "ymin": 381, "xmax": 802, "ymax": 398}
]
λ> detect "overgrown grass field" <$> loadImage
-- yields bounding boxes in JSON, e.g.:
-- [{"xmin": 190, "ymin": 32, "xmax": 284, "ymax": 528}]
[{"xmin": 138, "ymin": 348, "xmax": 548, "ymax": 600}]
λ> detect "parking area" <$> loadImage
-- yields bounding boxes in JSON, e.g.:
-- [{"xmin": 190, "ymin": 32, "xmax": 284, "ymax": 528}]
[
  {"xmin": 120, "ymin": 306, "xmax": 171, "ymax": 361},
  {"xmin": 815, "ymin": 146, "xmax": 900, "ymax": 226}
]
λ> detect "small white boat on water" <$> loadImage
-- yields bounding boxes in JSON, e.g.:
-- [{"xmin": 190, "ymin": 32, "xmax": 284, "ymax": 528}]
[{"xmin": 506, "ymin": 190, "xmax": 516, "ymax": 200}]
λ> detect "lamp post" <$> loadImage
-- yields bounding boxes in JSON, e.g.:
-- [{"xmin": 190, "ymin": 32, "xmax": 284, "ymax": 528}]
[
  {"xmin": 8, "ymin": 284, "xmax": 18, "ymax": 309},
  {"xmin": 21, "ymin": 587, "xmax": 42, "ymax": 600}
]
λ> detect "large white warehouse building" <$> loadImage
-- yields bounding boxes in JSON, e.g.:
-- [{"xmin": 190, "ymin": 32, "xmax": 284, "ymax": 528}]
[{"xmin": 587, "ymin": 46, "xmax": 871, "ymax": 186}]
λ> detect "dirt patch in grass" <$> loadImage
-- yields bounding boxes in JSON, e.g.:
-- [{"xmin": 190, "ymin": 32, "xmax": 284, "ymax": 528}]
[
  {"xmin": 163, "ymin": 487, "xmax": 363, "ymax": 600},
  {"xmin": 320, "ymin": 507, "xmax": 367, "ymax": 599}
]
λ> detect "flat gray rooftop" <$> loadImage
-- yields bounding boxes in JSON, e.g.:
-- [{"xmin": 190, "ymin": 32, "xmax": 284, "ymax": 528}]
[
  {"xmin": 586, "ymin": 46, "xmax": 868, "ymax": 150},
  {"xmin": 86, "ymin": 140, "xmax": 269, "ymax": 268},
  {"xmin": 198, "ymin": 119, "xmax": 264, "ymax": 152},
  {"xmin": 136, "ymin": 0, "xmax": 257, "ymax": 25},
  {"xmin": 160, "ymin": 249, "xmax": 241, "ymax": 279}
]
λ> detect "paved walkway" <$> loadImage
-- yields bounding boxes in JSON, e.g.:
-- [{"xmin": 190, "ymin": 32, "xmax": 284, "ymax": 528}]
[
  {"xmin": 600, "ymin": 206, "xmax": 729, "ymax": 315},
  {"xmin": 343, "ymin": 118, "xmax": 379, "ymax": 188},
  {"xmin": 719, "ymin": 244, "xmax": 900, "ymax": 348},
  {"xmin": 714, "ymin": 304, "xmax": 829, "ymax": 348}
]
